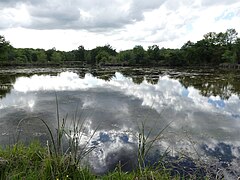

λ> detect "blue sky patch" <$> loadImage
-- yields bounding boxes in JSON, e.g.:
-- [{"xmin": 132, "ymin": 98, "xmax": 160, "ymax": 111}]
[
  {"xmin": 208, "ymin": 99, "xmax": 225, "ymax": 108},
  {"xmin": 182, "ymin": 88, "xmax": 189, "ymax": 97}
]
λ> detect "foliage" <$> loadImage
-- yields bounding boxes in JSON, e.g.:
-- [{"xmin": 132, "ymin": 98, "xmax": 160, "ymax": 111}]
[
  {"xmin": 147, "ymin": 45, "xmax": 160, "ymax": 64},
  {"xmin": 132, "ymin": 45, "xmax": 146, "ymax": 64},
  {"xmin": 51, "ymin": 51, "xmax": 63, "ymax": 63},
  {"xmin": 96, "ymin": 50, "xmax": 111, "ymax": 64},
  {"xmin": 0, "ymin": 28, "xmax": 239, "ymax": 66},
  {"xmin": 117, "ymin": 50, "xmax": 133, "ymax": 64},
  {"xmin": 0, "ymin": 35, "xmax": 12, "ymax": 62}
]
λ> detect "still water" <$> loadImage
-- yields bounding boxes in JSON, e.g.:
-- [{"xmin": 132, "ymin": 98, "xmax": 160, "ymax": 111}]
[{"xmin": 0, "ymin": 67, "xmax": 240, "ymax": 175}]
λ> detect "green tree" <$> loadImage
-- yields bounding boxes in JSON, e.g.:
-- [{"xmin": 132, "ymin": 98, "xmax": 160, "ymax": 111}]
[
  {"xmin": 96, "ymin": 51, "xmax": 110, "ymax": 65},
  {"xmin": 221, "ymin": 50, "xmax": 236, "ymax": 63},
  {"xmin": 147, "ymin": 45, "xmax": 160, "ymax": 64},
  {"xmin": 181, "ymin": 41, "xmax": 195, "ymax": 65},
  {"xmin": 88, "ymin": 45, "xmax": 116, "ymax": 65},
  {"xmin": 51, "ymin": 51, "xmax": 62, "ymax": 63},
  {"xmin": 35, "ymin": 49, "xmax": 47, "ymax": 63},
  {"xmin": 101, "ymin": 44, "xmax": 117, "ymax": 56},
  {"xmin": 13, "ymin": 49, "xmax": 28, "ymax": 63},
  {"xmin": 204, "ymin": 32, "xmax": 218, "ymax": 45},
  {"xmin": 225, "ymin": 28, "xmax": 238, "ymax": 46},
  {"xmin": 76, "ymin": 45, "xmax": 85, "ymax": 61},
  {"xmin": 85, "ymin": 50, "xmax": 92, "ymax": 64},
  {"xmin": 22, "ymin": 49, "xmax": 34, "ymax": 62},
  {"xmin": 204, "ymin": 29, "xmax": 238, "ymax": 47},
  {"xmin": 133, "ymin": 45, "xmax": 146, "ymax": 64},
  {"xmin": 117, "ymin": 50, "xmax": 132, "ymax": 64},
  {"xmin": 63, "ymin": 51, "xmax": 75, "ymax": 62},
  {"xmin": 46, "ymin": 47, "xmax": 56, "ymax": 62},
  {"xmin": 234, "ymin": 38, "xmax": 240, "ymax": 64},
  {"xmin": 0, "ymin": 35, "xmax": 11, "ymax": 62}
]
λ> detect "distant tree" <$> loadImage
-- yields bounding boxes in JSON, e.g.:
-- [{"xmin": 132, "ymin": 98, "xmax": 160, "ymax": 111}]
[
  {"xmin": 117, "ymin": 50, "xmax": 133, "ymax": 64},
  {"xmin": 225, "ymin": 28, "xmax": 238, "ymax": 46},
  {"xmin": 216, "ymin": 32, "xmax": 227, "ymax": 46},
  {"xmin": 22, "ymin": 49, "xmax": 34, "ymax": 62},
  {"xmin": 204, "ymin": 32, "xmax": 218, "ymax": 45},
  {"xmin": 181, "ymin": 41, "xmax": 195, "ymax": 49},
  {"xmin": 194, "ymin": 39, "xmax": 212, "ymax": 64},
  {"xmin": 89, "ymin": 48, "xmax": 98, "ymax": 65},
  {"xmin": 85, "ymin": 50, "xmax": 92, "ymax": 64},
  {"xmin": 234, "ymin": 38, "xmax": 240, "ymax": 64},
  {"xmin": 96, "ymin": 51, "xmax": 110, "ymax": 64},
  {"xmin": 133, "ymin": 45, "xmax": 145, "ymax": 64},
  {"xmin": 35, "ymin": 49, "xmax": 47, "ymax": 63},
  {"xmin": 14, "ymin": 49, "xmax": 28, "ymax": 63},
  {"xmin": 181, "ymin": 41, "xmax": 195, "ymax": 65},
  {"xmin": 221, "ymin": 50, "xmax": 236, "ymax": 63},
  {"xmin": 0, "ymin": 35, "xmax": 11, "ymax": 62},
  {"xmin": 1, "ymin": 28, "xmax": 239, "ymax": 67},
  {"xmin": 46, "ymin": 47, "xmax": 56, "ymax": 62},
  {"xmin": 51, "ymin": 51, "xmax": 62, "ymax": 63},
  {"xmin": 76, "ymin": 45, "xmax": 85, "ymax": 61},
  {"xmin": 160, "ymin": 48, "xmax": 184, "ymax": 66},
  {"xmin": 63, "ymin": 51, "xmax": 75, "ymax": 62},
  {"xmin": 204, "ymin": 29, "xmax": 238, "ymax": 47},
  {"xmin": 102, "ymin": 44, "xmax": 117, "ymax": 56},
  {"xmin": 88, "ymin": 45, "xmax": 116, "ymax": 65},
  {"xmin": 147, "ymin": 45, "xmax": 160, "ymax": 64}
]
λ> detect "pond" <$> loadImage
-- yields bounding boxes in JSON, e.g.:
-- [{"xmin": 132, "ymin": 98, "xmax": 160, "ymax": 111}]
[{"xmin": 0, "ymin": 67, "xmax": 240, "ymax": 176}]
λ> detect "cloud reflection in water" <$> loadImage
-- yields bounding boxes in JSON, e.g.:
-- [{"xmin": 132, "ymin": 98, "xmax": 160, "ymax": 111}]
[{"xmin": 0, "ymin": 71, "xmax": 240, "ymax": 174}]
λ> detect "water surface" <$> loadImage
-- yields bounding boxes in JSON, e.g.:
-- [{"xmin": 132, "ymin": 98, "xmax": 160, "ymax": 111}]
[{"xmin": 0, "ymin": 67, "xmax": 240, "ymax": 175}]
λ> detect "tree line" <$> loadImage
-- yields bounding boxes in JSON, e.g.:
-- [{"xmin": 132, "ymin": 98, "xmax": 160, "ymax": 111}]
[{"xmin": 0, "ymin": 28, "xmax": 240, "ymax": 66}]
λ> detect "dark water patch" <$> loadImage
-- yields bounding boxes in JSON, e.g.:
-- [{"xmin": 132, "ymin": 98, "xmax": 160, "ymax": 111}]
[{"xmin": 202, "ymin": 143, "xmax": 236, "ymax": 165}]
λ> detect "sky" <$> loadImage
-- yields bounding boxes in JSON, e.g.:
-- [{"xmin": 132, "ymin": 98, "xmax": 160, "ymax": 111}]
[{"xmin": 0, "ymin": 0, "xmax": 240, "ymax": 51}]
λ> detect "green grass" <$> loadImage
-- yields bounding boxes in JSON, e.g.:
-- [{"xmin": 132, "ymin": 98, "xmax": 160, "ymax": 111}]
[
  {"xmin": 0, "ymin": 141, "xmax": 96, "ymax": 180},
  {"xmin": 0, "ymin": 140, "xmax": 210, "ymax": 179},
  {"xmin": 0, "ymin": 141, "xmax": 183, "ymax": 180}
]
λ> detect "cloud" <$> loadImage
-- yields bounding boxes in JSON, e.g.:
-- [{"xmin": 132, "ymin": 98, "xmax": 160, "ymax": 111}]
[
  {"xmin": 0, "ymin": 0, "xmax": 41, "ymax": 9},
  {"xmin": 201, "ymin": 0, "xmax": 239, "ymax": 6},
  {"xmin": 0, "ymin": 0, "xmax": 21, "ymax": 8},
  {"xmin": 1, "ymin": 0, "xmax": 240, "ymax": 50},
  {"xmin": 0, "ymin": 0, "xmax": 166, "ymax": 31},
  {"xmin": 0, "ymin": 3, "xmax": 31, "ymax": 29},
  {"xmin": 129, "ymin": 0, "xmax": 165, "ymax": 20},
  {"xmin": 12, "ymin": 71, "xmax": 240, "ymax": 119}
]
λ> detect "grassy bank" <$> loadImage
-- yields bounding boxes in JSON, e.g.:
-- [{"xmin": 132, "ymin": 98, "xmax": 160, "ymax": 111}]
[
  {"xmin": 0, "ymin": 142, "xmax": 184, "ymax": 180},
  {"xmin": 0, "ymin": 142, "xmax": 95, "ymax": 179},
  {"xmin": 0, "ymin": 132, "xmax": 211, "ymax": 180}
]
